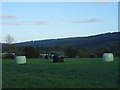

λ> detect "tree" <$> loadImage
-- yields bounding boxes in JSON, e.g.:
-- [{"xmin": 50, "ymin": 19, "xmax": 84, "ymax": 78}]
[
  {"xmin": 77, "ymin": 48, "xmax": 91, "ymax": 58},
  {"xmin": 22, "ymin": 46, "xmax": 39, "ymax": 58},
  {"xmin": 3, "ymin": 34, "xmax": 16, "ymax": 59},
  {"xmin": 64, "ymin": 45, "xmax": 77, "ymax": 58},
  {"xmin": 5, "ymin": 34, "xmax": 15, "ymax": 54},
  {"xmin": 5, "ymin": 34, "xmax": 14, "ymax": 45}
]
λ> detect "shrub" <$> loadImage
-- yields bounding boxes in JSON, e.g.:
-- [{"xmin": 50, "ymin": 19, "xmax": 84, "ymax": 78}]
[{"xmin": 22, "ymin": 46, "xmax": 39, "ymax": 58}]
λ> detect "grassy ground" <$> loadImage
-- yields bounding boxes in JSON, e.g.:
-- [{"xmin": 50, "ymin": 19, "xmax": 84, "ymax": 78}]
[{"xmin": 2, "ymin": 58, "xmax": 119, "ymax": 88}]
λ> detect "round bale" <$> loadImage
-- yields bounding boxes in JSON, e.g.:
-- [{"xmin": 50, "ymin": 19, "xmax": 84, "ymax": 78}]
[
  {"xmin": 102, "ymin": 53, "xmax": 114, "ymax": 62},
  {"xmin": 16, "ymin": 56, "xmax": 26, "ymax": 64}
]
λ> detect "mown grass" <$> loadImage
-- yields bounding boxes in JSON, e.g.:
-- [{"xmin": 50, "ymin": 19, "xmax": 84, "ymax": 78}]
[{"xmin": 2, "ymin": 58, "xmax": 119, "ymax": 88}]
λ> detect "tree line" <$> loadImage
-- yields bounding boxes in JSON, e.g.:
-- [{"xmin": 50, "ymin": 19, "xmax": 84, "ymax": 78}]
[
  {"xmin": 2, "ymin": 44, "xmax": 119, "ymax": 59},
  {"xmin": 2, "ymin": 34, "xmax": 119, "ymax": 59}
]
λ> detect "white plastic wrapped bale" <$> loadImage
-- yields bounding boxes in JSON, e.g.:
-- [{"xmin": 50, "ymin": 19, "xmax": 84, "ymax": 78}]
[
  {"xmin": 16, "ymin": 56, "xmax": 26, "ymax": 64},
  {"xmin": 102, "ymin": 53, "xmax": 114, "ymax": 62}
]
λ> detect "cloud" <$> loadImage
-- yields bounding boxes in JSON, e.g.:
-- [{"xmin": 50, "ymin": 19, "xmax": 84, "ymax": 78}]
[
  {"xmin": 59, "ymin": 19, "xmax": 66, "ymax": 22},
  {"xmin": 32, "ymin": 21, "xmax": 51, "ymax": 25},
  {"xmin": 0, "ymin": 21, "xmax": 52, "ymax": 25},
  {"xmin": 96, "ymin": 0, "xmax": 118, "ymax": 2},
  {"xmin": 0, "ymin": 14, "xmax": 19, "ymax": 18},
  {"xmin": 71, "ymin": 18, "xmax": 104, "ymax": 23},
  {"xmin": 0, "ymin": 22, "xmax": 23, "ymax": 25},
  {"xmin": 0, "ymin": 14, "xmax": 24, "ymax": 19},
  {"xmin": 93, "ymin": 0, "xmax": 118, "ymax": 4}
]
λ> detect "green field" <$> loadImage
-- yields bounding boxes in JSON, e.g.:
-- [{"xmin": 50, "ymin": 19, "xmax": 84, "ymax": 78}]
[{"xmin": 2, "ymin": 58, "xmax": 119, "ymax": 88}]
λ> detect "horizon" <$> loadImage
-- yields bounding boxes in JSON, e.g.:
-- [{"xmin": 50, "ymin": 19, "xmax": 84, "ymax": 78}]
[
  {"xmin": 1, "ymin": 31, "xmax": 118, "ymax": 44},
  {"xmin": 1, "ymin": 2, "xmax": 118, "ymax": 43}
]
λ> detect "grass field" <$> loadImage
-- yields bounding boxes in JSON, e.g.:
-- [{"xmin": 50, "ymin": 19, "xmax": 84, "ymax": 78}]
[{"xmin": 2, "ymin": 58, "xmax": 119, "ymax": 88}]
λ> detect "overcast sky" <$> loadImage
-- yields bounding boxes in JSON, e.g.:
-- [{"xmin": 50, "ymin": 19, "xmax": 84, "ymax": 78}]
[{"xmin": 0, "ymin": 2, "xmax": 118, "ymax": 43}]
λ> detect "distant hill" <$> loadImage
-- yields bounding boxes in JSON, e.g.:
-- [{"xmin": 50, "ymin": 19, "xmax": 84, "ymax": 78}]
[{"xmin": 2, "ymin": 32, "xmax": 119, "ymax": 49}]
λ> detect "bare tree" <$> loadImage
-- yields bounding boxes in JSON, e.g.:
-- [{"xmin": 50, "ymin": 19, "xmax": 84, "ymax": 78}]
[
  {"xmin": 5, "ymin": 34, "xmax": 14, "ymax": 44},
  {"xmin": 5, "ymin": 34, "xmax": 15, "ymax": 54}
]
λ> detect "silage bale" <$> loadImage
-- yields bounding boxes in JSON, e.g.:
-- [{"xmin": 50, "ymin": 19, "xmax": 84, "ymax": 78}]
[
  {"xmin": 16, "ymin": 56, "xmax": 26, "ymax": 64},
  {"xmin": 102, "ymin": 53, "xmax": 114, "ymax": 62}
]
